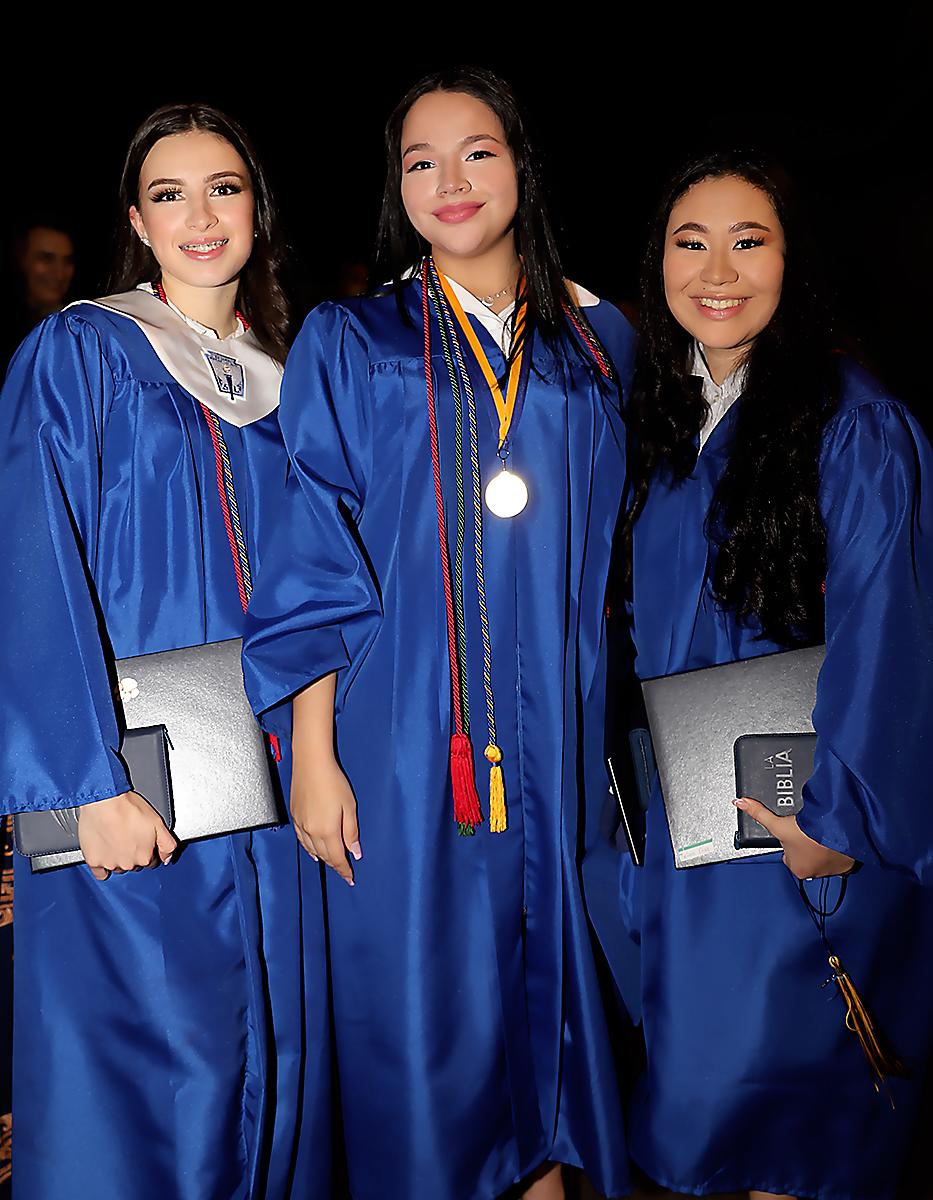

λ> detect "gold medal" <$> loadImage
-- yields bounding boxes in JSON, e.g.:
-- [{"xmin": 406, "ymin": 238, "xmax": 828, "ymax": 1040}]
[{"xmin": 484, "ymin": 467, "xmax": 528, "ymax": 519}]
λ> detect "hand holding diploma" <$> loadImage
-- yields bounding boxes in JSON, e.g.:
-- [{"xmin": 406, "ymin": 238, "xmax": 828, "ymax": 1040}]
[{"xmin": 77, "ymin": 791, "xmax": 177, "ymax": 880}]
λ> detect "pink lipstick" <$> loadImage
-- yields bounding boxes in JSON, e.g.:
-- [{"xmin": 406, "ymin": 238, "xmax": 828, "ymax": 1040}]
[{"xmin": 432, "ymin": 203, "xmax": 484, "ymax": 224}]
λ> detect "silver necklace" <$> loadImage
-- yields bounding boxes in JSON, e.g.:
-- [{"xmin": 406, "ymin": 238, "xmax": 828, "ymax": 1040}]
[{"xmin": 478, "ymin": 283, "xmax": 514, "ymax": 310}]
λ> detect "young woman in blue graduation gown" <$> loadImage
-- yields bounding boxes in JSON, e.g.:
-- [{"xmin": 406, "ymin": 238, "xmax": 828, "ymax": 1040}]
[
  {"xmin": 589, "ymin": 152, "xmax": 933, "ymax": 1199},
  {"xmin": 0, "ymin": 105, "xmax": 331, "ymax": 1200},
  {"xmin": 242, "ymin": 67, "xmax": 636, "ymax": 1200}
]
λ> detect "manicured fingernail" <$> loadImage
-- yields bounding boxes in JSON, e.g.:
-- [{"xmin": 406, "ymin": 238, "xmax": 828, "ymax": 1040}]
[
  {"xmin": 349, "ymin": 841, "xmax": 362, "ymax": 861},
  {"xmin": 311, "ymin": 854, "xmax": 319, "ymax": 862},
  {"xmin": 734, "ymin": 799, "xmax": 748, "ymax": 809},
  {"xmin": 347, "ymin": 879, "xmax": 355, "ymax": 887}
]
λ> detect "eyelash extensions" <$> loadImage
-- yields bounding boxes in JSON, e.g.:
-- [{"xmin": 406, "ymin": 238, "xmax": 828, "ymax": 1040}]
[
  {"xmin": 149, "ymin": 181, "xmax": 243, "ymax": 202},
  {"xmin": 674, "ymin": 235, "xmax": 766, "ymax": 251}
]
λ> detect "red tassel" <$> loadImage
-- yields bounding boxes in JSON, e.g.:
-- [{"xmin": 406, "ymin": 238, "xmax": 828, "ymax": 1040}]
[
  {"xmin": 450, "ymin": 733, "xmax": 483, "ymax": 831},
  {"xmin": 268, "ymin": 733, "xmax": 282, "ymax": 763}
]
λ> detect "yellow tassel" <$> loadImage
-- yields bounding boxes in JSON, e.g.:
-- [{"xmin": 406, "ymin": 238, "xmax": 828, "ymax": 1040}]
[
  {"xmin": 485, "ymin": 744, "xmax": 507, "ymax": 833},
  {"xmin": 829, "ymin": 954, "xmax": 907, "ymax": 1102}
]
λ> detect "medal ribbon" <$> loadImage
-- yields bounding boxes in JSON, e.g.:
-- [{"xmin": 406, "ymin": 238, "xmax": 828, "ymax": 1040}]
[{"xmin": 435, "ymin": 271, "xmax": 527, "ymax": 448}]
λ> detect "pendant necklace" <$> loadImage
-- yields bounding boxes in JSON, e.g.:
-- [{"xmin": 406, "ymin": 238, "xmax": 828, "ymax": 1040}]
[{"xmin": 478, "ymin": 282, "xmax": 514, "ymax": 310}]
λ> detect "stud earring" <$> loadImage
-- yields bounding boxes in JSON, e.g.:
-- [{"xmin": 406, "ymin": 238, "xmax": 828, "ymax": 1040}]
[{"xmin": 140, "ymin": 236, "xmax": 151, "ymax": 247}]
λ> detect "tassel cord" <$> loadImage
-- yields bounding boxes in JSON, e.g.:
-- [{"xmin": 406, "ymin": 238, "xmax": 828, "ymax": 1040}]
[
  {"xmin": 427, "ymin": 272, "xmax": 472, "ymax": 730},
  {"xmin": 430, "ymin": 261, "xmax": 512, "ymax": 832},
  {"xmin": 797, "ymin": 876, "xmax": 907, "ymax": 1101},
  {"xmin": 421, "ymin": 263, "xmax": 483, "ymax": 832}
]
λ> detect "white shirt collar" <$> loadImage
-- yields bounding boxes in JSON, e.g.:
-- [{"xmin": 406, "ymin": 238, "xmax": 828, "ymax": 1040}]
[
  {"xmin": 691, "ymin": 342, "xmax": 747, "ymax": 450},
  {"xmin": 138, "ymin": 282, "xmax": 247, "ymax": 342},
  {"xmin": 443, "ymin": 273, "xmax": 600, "ymax": 356}
]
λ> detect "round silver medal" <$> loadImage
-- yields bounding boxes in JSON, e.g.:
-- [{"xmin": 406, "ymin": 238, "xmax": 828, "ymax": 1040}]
[{"xmin": 485, "ymin": 468, "xmax": 528, "ymax": 518}]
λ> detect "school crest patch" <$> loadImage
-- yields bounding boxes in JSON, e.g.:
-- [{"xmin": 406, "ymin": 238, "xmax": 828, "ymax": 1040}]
[{"xmin": 202, "ymin": 348, "xmax": 246, "ymax": 401}]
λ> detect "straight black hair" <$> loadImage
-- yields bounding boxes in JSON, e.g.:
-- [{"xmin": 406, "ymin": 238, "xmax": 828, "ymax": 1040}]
[
  {"xmin": 623, "ymin": 150, "xmax": 840, "ymax": 645},
  {"xmin": 373, "ymin": 65, "xmax": 612, "ymax": 375},
  {"xmin": 108, "ymin": 102, "xmax": 289, "ymax": 363}
]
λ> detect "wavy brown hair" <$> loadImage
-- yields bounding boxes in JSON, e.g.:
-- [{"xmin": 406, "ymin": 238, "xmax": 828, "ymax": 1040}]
[{"xmin": 108, "ymin": 102, "xmax": 289, "ymax": 363}]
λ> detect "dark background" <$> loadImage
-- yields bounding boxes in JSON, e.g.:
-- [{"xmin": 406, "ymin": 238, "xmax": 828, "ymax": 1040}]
[{"xmin": 3, "ymin": 37, "xmax": 931, "ymax": 414}]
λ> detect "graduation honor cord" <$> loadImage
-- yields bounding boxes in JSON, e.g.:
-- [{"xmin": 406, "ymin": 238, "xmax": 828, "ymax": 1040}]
[
  {"xmin": 152, "ymin": 279, "xmax": 281, "ymax": 762},
  {"xmin": 421, "ymin": 258, "xmax": 616, "ymax": 835},
  {"xmin": 422, "ymin": 257, "xmax": 514, "ymax": 834}
]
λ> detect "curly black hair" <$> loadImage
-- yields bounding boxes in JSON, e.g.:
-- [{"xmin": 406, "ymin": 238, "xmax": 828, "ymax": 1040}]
[{"xmin": 622, "ymin": 150, "xmax": 841, "ymax": 645}]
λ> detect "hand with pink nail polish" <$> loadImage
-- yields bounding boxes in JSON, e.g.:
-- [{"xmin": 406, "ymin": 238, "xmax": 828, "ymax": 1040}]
[
  {"xmin": 289, "ymin": 673, "xmax": 360, "ymax": 886},
  {"xmin": 734, "ymin": 797, "xmax": 855, "ymax": 880}
]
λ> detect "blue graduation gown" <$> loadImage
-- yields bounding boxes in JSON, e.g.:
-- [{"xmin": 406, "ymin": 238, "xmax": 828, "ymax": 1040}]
[
  {"xmin": 242, "ymin": 283, "xmax": 636, "ymax": 1200},
  {"xmin": 596, "ymin": 363, "xmax": 933, "ymax": 1200},
  {"xmin": 0, "ymin": 304, "xmax": 331, "ymax": 1200}
]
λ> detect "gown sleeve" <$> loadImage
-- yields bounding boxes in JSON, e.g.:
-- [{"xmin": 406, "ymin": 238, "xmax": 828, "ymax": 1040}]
[
  {"xmin": 799, "ymin": 396, "xmax": 933, "ymax": 881},
  {"xmin": 242, "ymin": 303, "xmax": 382, "ymax": 739},
  {"xmin": 0, "ymin": 313, "xmax": 131, "ymax": 815}
]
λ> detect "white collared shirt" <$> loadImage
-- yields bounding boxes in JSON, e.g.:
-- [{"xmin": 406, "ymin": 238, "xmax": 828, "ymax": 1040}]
[
  {"xmin": 445, "ymin": 276, "xmax": 600, "ymax": 357},
  {"xmin": 691, "ymin": 342, "xmax": 748, "ymax": 451},
  {"xmin": 139, "ymin": 283, "xmax": 247, "ymax": 342}
]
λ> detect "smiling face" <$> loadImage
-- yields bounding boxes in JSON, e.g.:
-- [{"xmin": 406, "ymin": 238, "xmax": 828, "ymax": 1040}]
[
  {"xmin": 663, "ymin": 175, "xmax": 786, "ymax": 371},
  {"xmin": 399, "ymin": 89, "xmax": 519, "ymax": 263},
  {"xmin": 128, "ymin": 130, "xmax": 255, "ymax": 292}
]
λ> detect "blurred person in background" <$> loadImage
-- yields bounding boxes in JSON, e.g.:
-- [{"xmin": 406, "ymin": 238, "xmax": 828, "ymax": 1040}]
[
  {"xmin": 1, "ymin": 220, "xmax": 76, "ymax": 371},
  {"xmin": 1, "ymin": 222, "xmax": 78, "ymax": 1178}
]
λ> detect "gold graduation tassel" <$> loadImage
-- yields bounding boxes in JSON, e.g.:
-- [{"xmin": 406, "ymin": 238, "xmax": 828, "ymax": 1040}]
[
  {"xmin": 485, "ymin": 744, "xmax": 507, "ymax": 833},
  {"xmin": 828, "ymin": 953, "xmax": 907, "ymax": 1103}
]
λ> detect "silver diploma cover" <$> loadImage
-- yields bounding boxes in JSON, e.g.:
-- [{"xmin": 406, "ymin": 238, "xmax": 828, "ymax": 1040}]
[{"xmin": 24, "ymin": 638, "xmax": 284, "ymax": 871}]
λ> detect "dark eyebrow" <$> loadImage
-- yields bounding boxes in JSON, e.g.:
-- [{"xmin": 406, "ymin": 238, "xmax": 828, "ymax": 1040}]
[
  {"xmin": 460, "ymin": 133, "xmax": 502, "ymax": 147},
  {"xmin": 671, "ymin": 220, "xmax": 772, "ymax": 235},
  {"xmin": 146, "ymin": 170, "xmax": 246, "ymax": 189},
  {"xmin": 402, "ymin": 133, "xmax": 503, "ymax": 156}
]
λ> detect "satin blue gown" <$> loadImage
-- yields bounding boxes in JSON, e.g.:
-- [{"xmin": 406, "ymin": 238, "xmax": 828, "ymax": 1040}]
[
  {"xmin": 588, "ymin": 362, "xmax": 933, "ymax": 1200},
  {"xmin": 242, "ymin": 282, "xmax": 636, "ymax": 1200},
  {"xmin": 0, "ymin": 305, "xmax": 331, "ymax": 1200}
]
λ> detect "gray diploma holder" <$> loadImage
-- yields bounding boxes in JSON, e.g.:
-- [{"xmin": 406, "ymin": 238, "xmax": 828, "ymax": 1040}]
[
  {"xmin": 17, "ymin": 638, "xmax": 285, "ymax": 871},
  {"xmin": 640, "ymin": 645, "xmax": 825, "ymax": 868}
]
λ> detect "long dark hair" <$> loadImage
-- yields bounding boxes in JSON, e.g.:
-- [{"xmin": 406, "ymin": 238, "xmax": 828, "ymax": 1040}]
[
  {"xmin": 108, "ymin": 102, "xmax": 289, "ymax": 363},
  {"xmin": 373, "ymin": 65, "xmax": 609, "ymax": 371},
  {"xmin": 623, "ymin": 150, "xmax": 840, "ymax": 645}
]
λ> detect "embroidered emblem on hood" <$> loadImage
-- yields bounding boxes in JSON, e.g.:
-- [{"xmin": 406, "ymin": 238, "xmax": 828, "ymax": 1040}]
[{"xmin": 202, "ymin": 348, "xmax": 246, "ymax": 401}]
